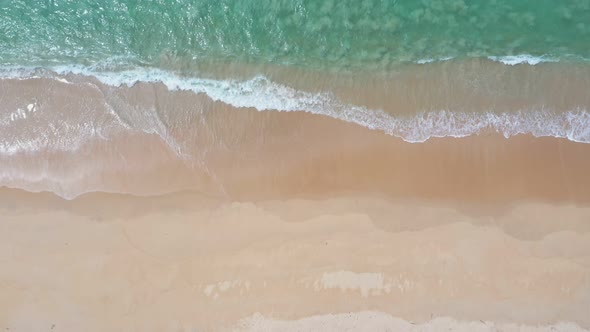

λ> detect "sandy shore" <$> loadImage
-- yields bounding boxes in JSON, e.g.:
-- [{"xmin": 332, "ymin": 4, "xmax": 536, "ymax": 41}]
[
  {"xmin": 1, "ymin": 189, "xmax": 589, "ymax": 331},
  {"xmin": 1, "ymin": 63, "xmax": 590, "ymax": 330},
  {"xmin": 3, "ymin": 65, "xmax": 590, "ymax": 201}
]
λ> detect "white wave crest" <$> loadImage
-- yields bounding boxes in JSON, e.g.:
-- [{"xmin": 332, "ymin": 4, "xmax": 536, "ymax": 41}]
[
  {"xmin": 415, "ymin": 57, "xmax": 454, "ymax": 64},
  {"xmin": 0, "ymin": 66, "xmax": 589, "ymax": 144},
  {"xmin": 487, "ymin": 54, "xmax": 558, "ymax": 66}
]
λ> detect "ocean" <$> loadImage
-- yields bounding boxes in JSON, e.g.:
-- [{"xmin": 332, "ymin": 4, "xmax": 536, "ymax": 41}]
[{"xmin": 2, "ymin": 0, "xmax": 590, "ymax": 67}]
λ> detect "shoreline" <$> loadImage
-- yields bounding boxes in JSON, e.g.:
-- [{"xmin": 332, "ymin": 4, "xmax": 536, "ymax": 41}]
[
  {"xmin": 2, "ymin": 88, "xmax": 590, "ymax": 202},
  {"xmin": 1, "ymin": 58, "xmax": 590, "ymax": 201}
]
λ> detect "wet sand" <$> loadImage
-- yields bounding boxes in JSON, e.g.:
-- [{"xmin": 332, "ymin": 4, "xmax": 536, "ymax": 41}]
[
  {"xmin": 2, "ymin": 80, "xmax": 590, "ymax": 203},
  {"xmin": 2, "ymin": 65, "xmax": 590, "ymax": 201}
]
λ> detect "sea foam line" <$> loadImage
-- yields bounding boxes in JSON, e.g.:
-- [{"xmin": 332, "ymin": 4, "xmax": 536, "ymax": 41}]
[
  {"xmin": 1, "ymin": 66, "xmax": 589, "ymax": 144},
  {"xmin": 487, "ymin": 54, "xmax": 558, "ymax": 65},
  {"xmin": 416, "ymin": 54, "xmax": 564, "ymax": 66}
]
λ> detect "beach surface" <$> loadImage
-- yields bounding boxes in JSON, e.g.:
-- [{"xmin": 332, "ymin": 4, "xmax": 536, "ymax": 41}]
[
  {"xmin": 1, "ymin": 188, "xmax": 589, "ymax": 331},
  {"xmin": 2, "ymin": 77, "xmax": 590, "ymax": 330},
  {"xmin": 2, "ymin": 75, "xmax": 590, "ymax": 330},
  {"xmin": 2, "ymin": 105, "xmax": 590, "ymax": 330}
]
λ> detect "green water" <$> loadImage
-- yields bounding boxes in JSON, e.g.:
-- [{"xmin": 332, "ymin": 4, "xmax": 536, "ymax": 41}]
[{"xmin": 1, "ymin": 0, "xmax": 590, "ymax": 69}]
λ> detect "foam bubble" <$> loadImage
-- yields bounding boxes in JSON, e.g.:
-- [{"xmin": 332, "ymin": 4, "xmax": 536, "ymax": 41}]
[
  {"xmin": 487, "ymin": 54, "xmax": 557, "ymax": 65},
  {"xmin": 416, "ymin": 56, "xmax": 454, "ymax": 64}
]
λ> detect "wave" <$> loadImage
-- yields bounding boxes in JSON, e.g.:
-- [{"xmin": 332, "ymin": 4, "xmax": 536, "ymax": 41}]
[
  {"xmin": 487, "ymin": 54, "xmax": 559, "ymax": 65},
  {"xmin": 1, "ymin": 65, "xmax": 590, "ymax": 149},
  {"xmin": 416, "ymin": 54, "xmax": 565, "ymax": 66},
  {"xmin": 2, "ymin": 64, "xmax": 590, "ymax": 199},
  {"xmin": 416, "ymin": 54, "xmax": 590, "ymax": 66},
  {"xmin": 415, "ymin": 57, "xmax": 454, "ymax": 64}
]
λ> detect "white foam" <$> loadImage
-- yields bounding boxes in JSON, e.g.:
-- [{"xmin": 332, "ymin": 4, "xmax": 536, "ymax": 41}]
[
  {"xmin": 416, "ymin": 56, "xmax": 454, "ymax": 64},
  {"xmin": 1, "ymin": 66, "xmax": 589, "ymax": 145},
  {"xmin": 487, "ymin": 54, "xmax": 557, "ymax": 65}
]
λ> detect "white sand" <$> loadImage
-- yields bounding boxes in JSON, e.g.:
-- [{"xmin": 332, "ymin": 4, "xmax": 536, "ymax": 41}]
[{"xmin": 1, "ymin": 193, "xmax": 589, "ymax": 331}]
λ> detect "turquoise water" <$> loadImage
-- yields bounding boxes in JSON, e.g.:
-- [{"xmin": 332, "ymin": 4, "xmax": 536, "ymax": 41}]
[{"xmin": 1, "ymin": 0, "xmax": 590, "ymax": 69}]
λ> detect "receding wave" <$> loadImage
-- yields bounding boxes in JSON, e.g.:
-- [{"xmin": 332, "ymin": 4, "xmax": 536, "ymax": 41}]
[
  {"xmin": 487, "ymin": 54, "xmax": 559, "ymax": 66},
  {"xmin": 1, "ymin": 66, "xmax": 590, "ymax": 147}
]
